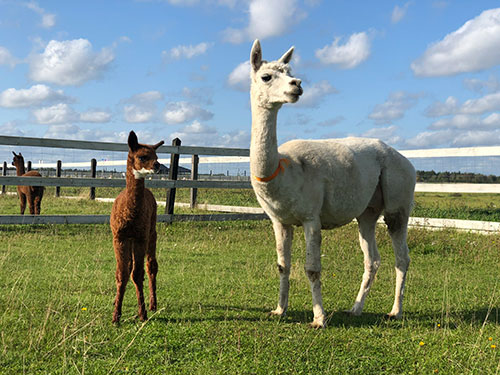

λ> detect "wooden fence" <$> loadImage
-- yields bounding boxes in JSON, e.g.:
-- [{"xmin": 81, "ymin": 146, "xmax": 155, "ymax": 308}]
[
  {"xmin": 1, "ymin": 135, "xmax": 500, "ymax": 231},
  {"xmin": 0, "ymin": 135, "xmax": 266, "ymax": 224}
]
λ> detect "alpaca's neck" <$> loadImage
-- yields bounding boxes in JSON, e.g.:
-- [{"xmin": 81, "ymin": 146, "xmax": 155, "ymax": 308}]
[
  {"xmin": 250, "ymin": 101, "xmax": 281, "ymax": 178},
  {"xmin": 125, "ymin": 163, "xmax": 146, "ymax": 206},
  {"xmin": 15, "ymin": 163, "xmax": 25, "ymax": 176}
]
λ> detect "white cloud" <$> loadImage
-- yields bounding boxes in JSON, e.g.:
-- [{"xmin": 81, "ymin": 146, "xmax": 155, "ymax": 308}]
[
  {"xmin": 124, "ymin": 105, "xmax": 155, "ymax": 123},
  {"xmin": 0, "ymin": 46, "xmax": 18, "ymax": 67},
  {"xmin": 24, "ymin": 1, "xmax": 56, "ymax": 28},
  {"xmin": 424, "ymin": 96, "xmax": 459, "ymax": 117},
  {"xmin": 0, "ymin": 85, "xmax": 70, "ymax": 108},
  {"xmin": 429, "ymin": 113, "xmax": 500, "ymax": 130},
  {"xmin": 315, "ymin": 32, "xmax": 371, "ymax": 69},
  {"xmin": 163, "ymin": 101, "xmax": 214, "ymax": 124},
  {"xmin": 79, "ymin": 110, "xmax": 112, "ymax": 123},
  {"xmin": 32, "ymin": 103, "xmax": 111, "ymax": 124},
  {"xmin": 166, "ymin": 42, "xmax": 212, "ymax": 60},
  {"xmin": 463, "ymin": 75, "xmax": 500, "ymax": 94},
  {"xmin": 0, "ymin": 121, "xmax": 26, "ymax": 136},
  {"xmin": 295, "ymin": 80, "xmax": 337, "ymax": 108},
  {"xmin": 172, "ymin": 120, "xmax": 216, "ymax": 136},
  {"xmin": 460, "ymin": 91, "xmax": 500, "ymax": 114},
  {"xmin": 170, "ymin": 121, "xmax": 250, "ymax": 147},
  {"xmin": 404, "ymin": 129, "xmax": 457, "ymax": 148},
  {"xmin": 44, "ymin": 124, "xmax": 109, "ymax": 141},
  {"xmin": 29, "ymin": 39, "xmax": 115, "ymax": 86},
  {"xmin": 405, "ymin": 128, "xmax": 500, "ymax": 148},
  {"xmin": 452, "ymin": 130, "xmax": 500, "ymax": 147},
  {"xmin": 391, "ymin": 2, "xmax": 412, "ymax": 24},
  {"xmin": 429, "ymin": 114, "xmax": 482, "ymax": 130},
  {"xmin": 369, "ymin": 91, "xmax": 420, "ymax": 124},
  {"xmin": 227, "ymin": 61, "xmax": 251, "ymax": 91},
  {"xmin": 361, "ymin": 125, "xmax": 403, "ymax": 146},
  {"xmin": 411, "ymin": 8, "xmax": 500, "ymax": 77},
  {"xmin": 426, "ymin": 91, "xmax": 500, "ymax": 117},
  {"xmin": 223, "ymin": 0, "xmax": 305, "ymax": 44},
  {"xmin": 122, "ymin": 91, "xmax": 164, "ymax": 123},
  {"xmin": 33, "ymin": 103, "xmax": 78, "ymax": 124}
]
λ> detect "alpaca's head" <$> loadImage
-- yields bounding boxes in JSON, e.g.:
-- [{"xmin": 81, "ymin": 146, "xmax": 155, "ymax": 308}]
[
  {"xmin": 127, "ymin": 131, "xmax": 164, "ymax": 179},
  {"xmin": 250, "ymin": 39, "xmax": 302, "ymax": 109},
  {"xmin": 11, "ymin": 152, "xmax": 24, "ymax": 169}
]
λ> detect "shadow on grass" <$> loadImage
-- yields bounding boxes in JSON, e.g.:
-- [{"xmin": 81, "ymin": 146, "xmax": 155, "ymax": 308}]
[
  {"xmin": 147, "ymin": 304, "xmax": 499, "ymax": 330},
  {"xmin": 149, "ymin": 303, "xmax": 389, "ymax": 328},
  {"xmin": 405, "ymin": 306, "xmax": 499, "ymax": 327}
]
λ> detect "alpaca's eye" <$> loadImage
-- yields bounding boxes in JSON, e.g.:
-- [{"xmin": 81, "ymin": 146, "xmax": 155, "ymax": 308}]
[
  {"xmin": 138, "ymin": 156, "xmax": 148, "ymax": 162},
  {"xmin": 261, "ymin": 74, "xmax": 272, "ymax": 82}
]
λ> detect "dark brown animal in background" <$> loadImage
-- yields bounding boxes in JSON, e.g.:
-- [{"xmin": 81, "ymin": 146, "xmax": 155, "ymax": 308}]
[
  {"xmin": 11, "ymin": 152, "xmax": 44, "ymax": 215},
  {"xmin": 110, "ymin": 131, "xmax": 164, "ymax": 324}
]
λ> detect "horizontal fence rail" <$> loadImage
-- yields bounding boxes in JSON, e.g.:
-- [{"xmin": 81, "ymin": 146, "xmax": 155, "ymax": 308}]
[
  {"xmin": 0, "ymin": 176, "xmax": 252, "ymax": 189},
  {"xmin": 2, "ymin": 135, "xmax": 500, "ymax": 230},
  {"xmin": 0, "ymin": 213, "xmax": 269, "ymax": 225},
  {"xmin": 3, "ymin": 176, "xmax": 500, "ymax": 194},
  {"xmin": 0, "ymin": 135, "xmax": 249, "ymax": 156}
]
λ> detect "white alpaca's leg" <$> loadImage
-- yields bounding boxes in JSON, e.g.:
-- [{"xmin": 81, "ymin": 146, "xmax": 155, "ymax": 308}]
[
  {"xmin": 303, "ymin": 220, "xmax": 325, "ymax": 328},
  {"xmin": 349, "ymin": 210, "xmax": 381, "ymax": 316},
  {"xmin": 270, "ymin": 220, "xmax": 293, "ymax": 317},
  {"xmin": 386, "ymin": 218, "xmax": 410, "ymax": 319}
]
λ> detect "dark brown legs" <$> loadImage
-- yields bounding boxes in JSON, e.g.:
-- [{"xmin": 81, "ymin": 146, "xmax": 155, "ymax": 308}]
[{"xmin": 112, "ymin": 236, "xmax": 158, "ymax": 324}]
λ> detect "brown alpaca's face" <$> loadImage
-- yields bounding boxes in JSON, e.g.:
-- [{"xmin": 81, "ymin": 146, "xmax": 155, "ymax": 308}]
[
  {"xmin": 127, "ymin": 131, "xmax": 164, "ymax": 179},
  {"xmin": 130, "ymin": 146, "xmax": 162, "ymax": 179},
  {"xmin": 12, "ymin": 153, "xmax": 23, "ymax": 168}
]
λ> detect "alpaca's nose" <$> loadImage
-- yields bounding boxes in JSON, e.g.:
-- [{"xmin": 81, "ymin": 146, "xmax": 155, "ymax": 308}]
[{"xmin": 290, "ymin": 78, "xmax": 301, "ymax": 87}]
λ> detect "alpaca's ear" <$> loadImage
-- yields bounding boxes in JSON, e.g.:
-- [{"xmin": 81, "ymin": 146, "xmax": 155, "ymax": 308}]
[
  {"xmin": 250, "ymin": 39, "xmax": 262, "ymax": 72},
  {"xmin": 128, "ymin": 131, "xmax": 139, "ymax": 152},
  {"xmin": 279, "ymin": 46, "xmax": 294, "ymax": 65},
  {"xmin": 153, "ymin": 140, "xmax": 164, "ymax": 150},
  {"xmin": 12, "ymin": 151, "xmax": 17, "ymax": 157}
]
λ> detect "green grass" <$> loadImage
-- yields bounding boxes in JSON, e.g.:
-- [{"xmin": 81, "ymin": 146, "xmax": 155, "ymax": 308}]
[
  {"xmin": 412, "ymin": 193, "xmax": 500, "ymax": 222},
  {"xmin": 0, "ymin": 214, "xmax": 499, "ymax": 374},
  {"xmin": 4, "ymin": 186, "xmax": 500, "ymax": 222}
]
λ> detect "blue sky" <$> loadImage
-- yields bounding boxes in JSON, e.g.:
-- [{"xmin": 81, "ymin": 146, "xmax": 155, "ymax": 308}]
[{"xmin": 1, "ymin": 0, "xmax": 500, "ymax": 153}]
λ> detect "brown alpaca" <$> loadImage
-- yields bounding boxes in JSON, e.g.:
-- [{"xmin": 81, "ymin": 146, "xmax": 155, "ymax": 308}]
[
  {"xmin": 110, "ymin": 131, "xmax": 164, "ymax": 324},
  {"xmin": 11, "ymin": 152, "xmax": 44, "ymax": 215}
]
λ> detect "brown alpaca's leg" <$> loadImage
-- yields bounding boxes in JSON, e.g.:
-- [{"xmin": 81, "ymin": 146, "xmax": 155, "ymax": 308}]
[
  {"xmin": 34, "ymin": 188, "xmax": 43, "ymax": 215},
  {"xmin": 113, "ymin": 238, "xmax": 132, "ymax": 324},
  {"xmin": 19, "ymin": 192, "xmax": 26, "ymax": 215},
  {"xmin": 131, "ymin": 243, "xmax": 147, "ymax": 321},
  {"xmin": 146, "ymin": 230, "xmax": 158, "ymax": 312},
  {"xmin": 34, "ymin": 196, "xmax": 41, "ymax": 215},
  {"xmin": 27, "ymin": 194, "xmax": 35, "ymax": 215}
]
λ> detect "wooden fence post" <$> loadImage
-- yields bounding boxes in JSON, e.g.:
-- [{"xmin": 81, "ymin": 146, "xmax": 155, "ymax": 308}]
[
  {"xmin": 27, "ymin": 161, "xmax": 32, "ymax": 171},
  {"xmin": 55, "ymin": 160, "xmax": 62, "ymax": 197},
  {"xmin": 1, "ymin": 161, "xmax": 6, "ymax": 194},
  {"xmin": 165, "ymin": 138, "xmax": 181, "ymax": 215},
  {"xmin": 90, "ymin": 158, "xmax": 97, "ymax": 200},
  {"xmin": 190, "ymin": 155, "xmax": 199, "ymax": 209}
]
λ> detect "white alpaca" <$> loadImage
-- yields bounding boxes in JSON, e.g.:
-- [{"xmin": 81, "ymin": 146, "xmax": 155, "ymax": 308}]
[{"xmin": 249, "ymin": 40, "xmax": 416, "ymax": 328}]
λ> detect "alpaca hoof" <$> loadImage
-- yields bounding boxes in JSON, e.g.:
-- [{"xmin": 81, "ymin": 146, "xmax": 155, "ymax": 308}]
[
  {"xmin": 343, "ymin": 309, "xmax": 361, "ymax": 317},
  {"xmin": 309, "ymin": 319, "xmax": 326, "ymax": 329},
  {"xmin": 385, "ymin": 313, "xmax": 402, "ymax": 320},
  {"xmin": 268, "ymin": 308, "xmax": 286, "ymax": 318}
]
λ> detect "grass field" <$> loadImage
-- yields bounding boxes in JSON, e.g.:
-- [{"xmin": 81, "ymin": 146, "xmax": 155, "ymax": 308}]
[
  {"xmin": 2, "ymin": 185, "xmax": 500, "ymax": 222},
  {"xmin": 0, "ymin": 188, "xmax": 499, "ymax": 374}
]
